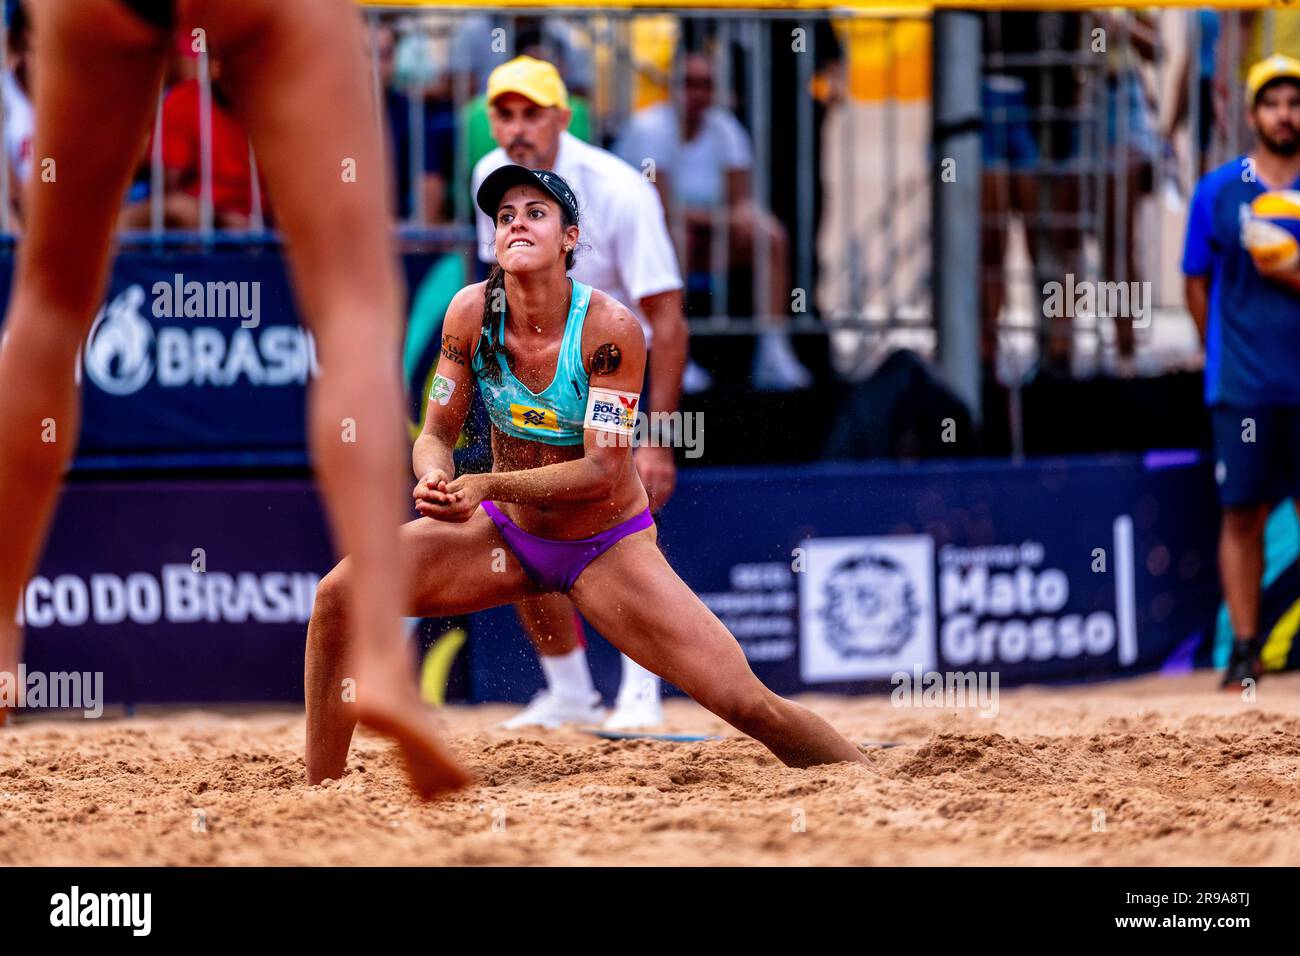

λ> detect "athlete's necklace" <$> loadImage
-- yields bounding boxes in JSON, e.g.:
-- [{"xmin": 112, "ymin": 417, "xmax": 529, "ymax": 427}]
[{"xmin": 517, "ymin": 289, "xmax": 570, "ymax": 335}]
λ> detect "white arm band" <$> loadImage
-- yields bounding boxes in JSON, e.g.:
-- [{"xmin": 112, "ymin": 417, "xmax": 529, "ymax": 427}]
[{"xmin": 584, "ymin": 386, "xmax": 641, "ymax": 435}]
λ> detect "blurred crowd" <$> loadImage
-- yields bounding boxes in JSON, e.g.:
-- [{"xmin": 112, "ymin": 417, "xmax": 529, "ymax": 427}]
[
  {"xmin": 1, "ymin": 3, "xmax": 851, "ymax": 404},
  {"xmin": 1, "ymin": 3, "xmax": 1291, "ymax": 385},
  {"xmin": 979, "ymin": 9, "xmax": 1298, "ymax": 380},
  {"xmin": 0, "ymin": 4, "xmax": 842, "ymax": 328}
]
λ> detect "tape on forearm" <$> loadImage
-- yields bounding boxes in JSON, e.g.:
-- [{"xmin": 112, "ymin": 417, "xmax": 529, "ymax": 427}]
[{"xmin": 584, "ymin": 386, "xmax": 641, "ymax": 435}]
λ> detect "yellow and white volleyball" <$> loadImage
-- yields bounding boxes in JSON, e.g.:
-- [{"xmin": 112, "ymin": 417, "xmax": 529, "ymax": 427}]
[{"xmin": 1243, "ymin": 190, "xmax": 1300, "ymax": 272}]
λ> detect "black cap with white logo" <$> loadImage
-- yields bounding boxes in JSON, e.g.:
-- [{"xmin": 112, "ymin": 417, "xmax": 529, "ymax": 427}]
[{"xmin": 476, "ymin": 164, "xmax": 580, "ymax": 224}]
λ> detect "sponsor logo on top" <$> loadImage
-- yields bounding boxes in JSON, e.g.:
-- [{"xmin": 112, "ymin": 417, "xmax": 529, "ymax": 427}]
[{"xmin": 80, "ymin": 281, "xmax": 317, "ymax": 397}]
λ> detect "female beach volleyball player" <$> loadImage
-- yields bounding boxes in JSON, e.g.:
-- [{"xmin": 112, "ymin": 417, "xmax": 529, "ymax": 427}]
[
  {"xmin": 0, "ymin": 0, "xmax": 468, "ymax": 795},
  {"xmin": 304, "ymin": 165, "xmax": 871, "ymax": 781}
]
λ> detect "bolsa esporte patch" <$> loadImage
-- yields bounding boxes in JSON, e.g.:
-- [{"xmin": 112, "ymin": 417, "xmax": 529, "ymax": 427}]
[{"xmin": 584, "ymin": 386, "xmax": 640, "ymax": 435}]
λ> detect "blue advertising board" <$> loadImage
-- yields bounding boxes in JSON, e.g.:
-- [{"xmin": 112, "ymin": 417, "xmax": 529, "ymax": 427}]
[
  {"xmin": 22, "ymin": 481, "xmax": 334, "ymax": 704},
  {"xmin": 21, "ymin": 453, "xmax": 1224, "ymax": 707},
  {"xmin": 0, "ymin": 248, "xmax": 463, "ymax": 470}
]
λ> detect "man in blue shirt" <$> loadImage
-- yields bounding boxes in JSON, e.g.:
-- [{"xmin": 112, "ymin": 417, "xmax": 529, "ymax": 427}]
[{"xmin": 1183, "ymin": 55, "xmax": 1300, "ymax": 689}]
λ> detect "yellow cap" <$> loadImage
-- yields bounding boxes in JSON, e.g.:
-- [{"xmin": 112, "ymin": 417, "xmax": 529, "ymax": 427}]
[
  {"xmin": 486, "ymin": 55, "xmax": 568, "ymax": 110},
  {"xmin": 1246, "ymin": 54, "xmax": 1300, "ymax": 106}
]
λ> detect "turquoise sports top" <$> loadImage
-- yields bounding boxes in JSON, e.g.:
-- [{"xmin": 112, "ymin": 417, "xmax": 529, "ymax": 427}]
[{"xmin": 472, "ymin": 278, "xmax": 592, "ymax": 446}]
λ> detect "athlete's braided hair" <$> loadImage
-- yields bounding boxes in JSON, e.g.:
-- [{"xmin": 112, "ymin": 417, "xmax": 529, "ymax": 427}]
[{"xmin": 476, "ymin": 200, "xmax": 579, "ymax": 384}]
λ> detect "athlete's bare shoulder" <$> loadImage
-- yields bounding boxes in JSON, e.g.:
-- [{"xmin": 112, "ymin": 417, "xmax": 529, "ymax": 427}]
[
  {"xmin": 583, "ymin": 288, "xmax": 645, "ymax": 354},
  {"xmin": 580, "ymin": 288, "xmax": 645, "ymax": 383},
  {"xmin": 447, "ymin": 281, "xmax": 487, "ymax": 317},
  {"xmin": 444, "ymin": 282, "xmax": 490, "ymax": 337}
]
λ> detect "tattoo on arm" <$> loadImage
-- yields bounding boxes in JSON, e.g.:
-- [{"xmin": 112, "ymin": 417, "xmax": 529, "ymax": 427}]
[
  {"xmin": 590, "ymin": 342, "xmax": 621, "ymax": 376},
  {"xmin": 441, "ymin": 333, "xmax": 466, "ymax": 366}
]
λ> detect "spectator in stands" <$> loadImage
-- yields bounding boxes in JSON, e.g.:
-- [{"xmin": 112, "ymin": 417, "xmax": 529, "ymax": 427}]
[
  {"xmin": 1098, "ymin": 10, "xmax": 1160, "ymax": 375},
  {"xmin": 117, "ymin": 34, "xmax": 200, "ymax": 221},
  {"xmin": 375, "ymin": 20, "xmax": 455, "ymax": 224},
  {"xmin": 980, "ymin": 11, "xmax": 1084, "ymax": 381},
  {"xmin": 616, "ymin": 50, "xmax": 812, "ymax": 390},
  {"xmin": 119, "ymin": 55, "xmax": 264, "ymax": 231},
  {"xmin": 1163, "ymin": 10, "xmax": 1221, "ymax": 178},
  {"xmin": 2, "ymin": 0, "xmax": 32, "ymax": 229}
]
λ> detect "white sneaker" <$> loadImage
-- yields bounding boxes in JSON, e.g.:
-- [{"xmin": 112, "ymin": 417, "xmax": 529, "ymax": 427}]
[
  {"xmin": 603, "ymin": 687, "xmax": 665, "ymax": 731},
  {"xmin": 501, "ymin": 690, "xmax": 605, "ymax": 730},
  {"xmin": 752, "ymin": 333, "xmax": 814, "ymax": 391}
]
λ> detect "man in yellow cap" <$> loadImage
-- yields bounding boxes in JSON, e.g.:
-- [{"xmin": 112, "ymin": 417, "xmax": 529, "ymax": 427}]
[
  {"xmin": 471, "ymin": 55, "xmax": 688, "ymax": 731},
  {"xmin": 1183, "ymin": 53, "xmax": 1300, "ymax": 691}
]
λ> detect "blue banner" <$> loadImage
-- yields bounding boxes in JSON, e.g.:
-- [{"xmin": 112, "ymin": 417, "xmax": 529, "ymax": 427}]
[
  {"xmin": 77, "ymin": 254, "xmax": 308, "ymax": 462},
  {"xmin": 20, "ymin": 454, "xmax": 1222, "ymax": 707},
  {"xmin": 0, "ymin": 249, "xmax": 460, "ymax": 470},
  {"xmin": 23, "ymin": 481, "xmax": 334, "ymax": 704}
]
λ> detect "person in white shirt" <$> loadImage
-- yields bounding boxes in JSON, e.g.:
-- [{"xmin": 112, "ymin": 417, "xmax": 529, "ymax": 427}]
[
  {"xmin": 471, "ymin": 55, "xmax": 687, "ymax": 730},
  {"xmin": 616, "ymin": 50, "xmax": 812, "ymax": 390}
]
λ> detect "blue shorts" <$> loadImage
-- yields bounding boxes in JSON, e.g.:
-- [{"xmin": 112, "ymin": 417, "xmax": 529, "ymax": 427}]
[
  {"xmin": 1211, "ymin": 405, "xmax": 1300, "ymax": 508},
  {"xmin": 982, "ymin": 78, "xmax": 1039, "ymax": 172}
]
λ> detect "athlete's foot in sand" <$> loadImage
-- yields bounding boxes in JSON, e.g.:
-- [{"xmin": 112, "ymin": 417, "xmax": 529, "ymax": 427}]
[{"xmin": 355, "ymin": 668, "xmax": 472, "ymax": 799}]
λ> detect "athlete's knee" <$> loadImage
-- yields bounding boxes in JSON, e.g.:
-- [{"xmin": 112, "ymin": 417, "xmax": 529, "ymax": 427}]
[
  {"xmin": 310, "ymin": 564, "xmax": 350, "ymax": 639},
  {"xmin": 5, "ymin": 286, "xmax": 99, "ymax": 347},
  {"xmin": 308, "ymin": 312, "xmax": 402, "ymax": 373}
]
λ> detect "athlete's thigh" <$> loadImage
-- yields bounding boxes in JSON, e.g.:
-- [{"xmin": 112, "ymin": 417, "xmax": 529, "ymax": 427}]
[
  {"xmin": 567, "ymin": 529, "xmax": 756, "ymax": 701},
  {"xmin": 19, "ymin": 1, "xmax": 168, "ymax": 314},
  {"xmin": 396, "ymin": 508, "xmax": 543, "ymax": 617},
  {"xmin": 193, "ymin": 0, "xmax": 396, "ymax": 326}
]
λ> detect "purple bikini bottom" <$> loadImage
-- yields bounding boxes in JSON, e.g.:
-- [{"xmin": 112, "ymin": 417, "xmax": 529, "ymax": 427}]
[{"xmin": 480, "ymin": 501, "xmax": 654, "ymax": 593}]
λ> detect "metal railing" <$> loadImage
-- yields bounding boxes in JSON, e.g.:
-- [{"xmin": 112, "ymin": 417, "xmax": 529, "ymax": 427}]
[
  {"xmin": 978, "ymin": 8, "xmax": 1269, "ymax": 387},
  {"xmin": 0, "ymin": 5, "xmax": 1272, "ymax": 378},
  {"xmin": 0, "ymin": 4, "xmax": 929, "ymax": 346}
]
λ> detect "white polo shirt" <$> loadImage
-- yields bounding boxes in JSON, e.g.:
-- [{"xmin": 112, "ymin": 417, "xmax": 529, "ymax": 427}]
[{"xmin": 472, "ymin": 131, "xmax": 683, "ymax": 343}]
